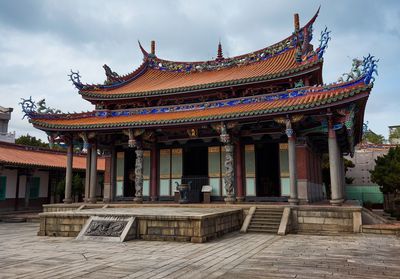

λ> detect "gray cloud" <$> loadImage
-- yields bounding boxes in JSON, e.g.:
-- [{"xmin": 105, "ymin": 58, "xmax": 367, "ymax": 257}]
[{"xmin": 0, "ymin": 0, "xmax": 399, "ymax": 140}]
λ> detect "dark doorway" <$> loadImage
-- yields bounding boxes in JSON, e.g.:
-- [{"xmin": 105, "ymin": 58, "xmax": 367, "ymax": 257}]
[
  {"xmin": 255, "ymin": 143, "xmax": 280, "ymax": 196},
  {"xmin": 183, "ymin": 146, "xmax": 208, "ymax": 176},
  {"xmin": 183, "ymin": 146, "xmax": 209, "ymax": 202},
  {"xmin": 124, "ymin": 149, "xmax": 136, "ymax": 197}
]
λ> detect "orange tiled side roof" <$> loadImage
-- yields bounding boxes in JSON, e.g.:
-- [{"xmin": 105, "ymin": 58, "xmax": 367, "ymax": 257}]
[
  {"xmin": 0, "ymin": 144, "xmax": 105, "ymax": 171},
  {"xmin": 81, "ymin": 48, "xmax": 320, "ymax": 98},
  {"xmin": 32, "ymin": 79, "xmax": 371, "ymax": 131}
]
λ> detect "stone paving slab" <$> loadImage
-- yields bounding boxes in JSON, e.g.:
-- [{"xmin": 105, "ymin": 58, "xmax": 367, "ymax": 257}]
[{"xmin": 0, "ymin": 223, "xmax": 399, "ymax": 279}]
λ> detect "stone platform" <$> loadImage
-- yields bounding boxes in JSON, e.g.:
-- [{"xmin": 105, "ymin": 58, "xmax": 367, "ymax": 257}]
[{"xmin": 38, "ymin": 207, "xmax": 243, "ymax": 243}]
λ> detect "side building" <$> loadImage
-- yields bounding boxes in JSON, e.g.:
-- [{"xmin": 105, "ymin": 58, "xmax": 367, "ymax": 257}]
[{"xmin": 0, "ymin": 142, "xmax": 105, "ymax": 211}]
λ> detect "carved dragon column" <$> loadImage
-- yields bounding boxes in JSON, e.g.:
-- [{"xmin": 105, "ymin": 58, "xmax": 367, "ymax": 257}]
[
  {"xmin": 133, "ymin": 147, "xmax": 144, "ymax": 203},
  {"xmin": 124, "ymin": 129, "xmax": 145, "ymax": 204},
  {"xmin": 219, "ymin": 123, "xmax": 235, "ymax": 204}
]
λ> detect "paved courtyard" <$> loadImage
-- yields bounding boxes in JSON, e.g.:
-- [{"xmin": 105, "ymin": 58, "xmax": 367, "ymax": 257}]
[{"xmin": 0, "ymin": 223, "xmax": 399, "ymax": 279}]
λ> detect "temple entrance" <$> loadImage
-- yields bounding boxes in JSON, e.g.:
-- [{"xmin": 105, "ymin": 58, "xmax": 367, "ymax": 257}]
[
  {"xmin": 183, "ymin": 146, "xmax": 209, "ymax": 202},
  {"xmin": 255, "ymin": 143, "xmax": 280, "ymax": 197}
]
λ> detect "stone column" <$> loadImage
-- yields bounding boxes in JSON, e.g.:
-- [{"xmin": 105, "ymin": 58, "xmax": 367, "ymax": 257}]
[
  {"xmin": 340, "ymin": 156, "xmax": 346, "ymax": 201},
  {"xmin": 84, "ymin": 145, "xmax": 91, "ymax": 202},
  {"xmin": 286, "ymin": 126, "xmax": 299, "ymax": 205},
  {"xmin": 328, "ymin": 120, "xmax": 344, "ymax": 206},
  {"xmin": 109, "ymin": 147, "xmax": 116, "ymax": 202},
  {"xmin": 88, "ymin": 143, "xmax": 97, "ymax": 203},
  {"xmin": 150, "ymin": 144, "xmax": 158, "ymax": 202},
  {"xmin": 224, "ymin": 144, "xmax": 235, "ymax": 203},
  {"xmin": 235, "ymin": 140, "xmax": 244, "ymax": 202},
  {"xmin": 133, "ymin": 148, "xmax": 144, "ymax": 203},
  {"xmin": 102, "ymin": 154, "xmax": 112, "ymax": 203},
  {"xmin": 63, "ymin": 142, "xmax": 73, "ymax": 204}
]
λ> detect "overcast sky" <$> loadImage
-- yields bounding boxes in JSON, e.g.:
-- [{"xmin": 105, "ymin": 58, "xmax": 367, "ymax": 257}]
[{"xmin": 1, "ymin": 0, "xmax": 399, "ymax": 141}]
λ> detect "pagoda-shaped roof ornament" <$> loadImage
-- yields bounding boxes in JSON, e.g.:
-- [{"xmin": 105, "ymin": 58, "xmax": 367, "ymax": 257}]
[{"xmin": 216, "ymin": 41, "xmax": 224, "ymax": 62}]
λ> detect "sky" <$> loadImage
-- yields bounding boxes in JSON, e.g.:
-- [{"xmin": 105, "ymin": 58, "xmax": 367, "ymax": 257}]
[{"xmin": 0, "ymin": 0, "xmax": 399, "ymax": 141}]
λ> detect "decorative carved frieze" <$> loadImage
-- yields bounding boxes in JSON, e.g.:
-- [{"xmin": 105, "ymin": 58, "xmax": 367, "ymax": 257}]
[{"xmin": 84, "ymin": 220, "xmax": 128, "ymax": 237}]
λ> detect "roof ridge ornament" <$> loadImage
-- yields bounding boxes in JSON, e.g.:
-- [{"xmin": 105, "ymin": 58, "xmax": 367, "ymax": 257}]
[
  {"xmin": 19, "ymin": 96, "xmax": 36, "ymax": 119},
  {"xmin": 316, "ymin": 27, "xmax": 331, "ymax": 59},
  {"xmin": 337, "ymin": 58, "xmax": 363, "ymax": 82},
  {"xmin": 103, "ymin": 64, "xmax": 122, "ymax": 85},
  {"xmin": 216, "ymin": 41, "xmax": 224, "ymax": 62},
  {"xmin": 68, "ymin": 70, "xmax": 85, "ymax": 90},
  {"xmin": 138, "ymin": 40, "xmax": 149, "ymax": 58},
  {"xmin": 362, "ymin": 54, "xmax": 379, "ymax": 84}
]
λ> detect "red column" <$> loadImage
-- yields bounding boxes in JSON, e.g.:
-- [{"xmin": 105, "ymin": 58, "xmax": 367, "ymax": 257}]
[
  {"xmin": 235, "ymin": 141, "xmax": 244, "ymax": 202},
  {"xmin": 150, "ymin": 144, "xmax": 158, "ymax": 202}
]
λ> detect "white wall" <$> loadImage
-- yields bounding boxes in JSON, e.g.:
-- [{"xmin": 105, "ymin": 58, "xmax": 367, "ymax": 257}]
[
  {"xmin": 2, "ymin": 169, "xmax": 17, "ymax": 199},
  {"xmin": 34, "ymin": 170, "xmax": 49, "ymax": 198},
  {"xmin": 18, "ymin": 175, "xmax": 26, "ymax": 198}
]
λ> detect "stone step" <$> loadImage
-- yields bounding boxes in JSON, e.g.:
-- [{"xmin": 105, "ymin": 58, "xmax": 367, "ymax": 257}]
[
  {"xmin": 255, "ymin": 209, "xmax": 284, "ymax": 213},
  {"xmin": 251, "ymin": 216, "xmax": 281, "ymax": 221},
  {"xmin": 252, "ymin": 215, "xmax": 282, "ymax": 219},
  {"xmin": 249, "ymin": 223, "xmax": 280, "ymax": 229},
  {"xmin": 247, "ymin": 228, "xmax": 278, "ymax": 234},
  {"xmin": 250, "ymin": 220, "xmax": 281, "ymax": 226},
  {"xmin": 246, "ymin": 207, "xmax": 283, "ymax": 234},
  {"xmin": 254, "ymin": 211, "xmax": 283, "ymax": 215}
]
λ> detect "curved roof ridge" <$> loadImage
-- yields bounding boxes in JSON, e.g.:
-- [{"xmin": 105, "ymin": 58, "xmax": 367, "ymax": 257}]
[{"xmin": 144, "ymin": 8, "xmax": 320, "ymax": 66}]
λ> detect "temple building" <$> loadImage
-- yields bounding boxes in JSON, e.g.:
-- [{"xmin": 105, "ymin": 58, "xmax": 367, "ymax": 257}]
[{"xmin": 22, "ymin": 10, "xmax": 377, "ymax": 206}]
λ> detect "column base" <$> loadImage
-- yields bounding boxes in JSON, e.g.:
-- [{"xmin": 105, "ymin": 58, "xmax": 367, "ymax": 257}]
[
  {"xmin": 103, "ymin": 198, "xmax": 111, "ymax": 203},
  {"xmin": 224, "ymin": 196, "xmax": 236, "ymax": 204},
  {"xmin": 288, "ymin": 198, "xmax": 299, "ymax": 205},
  {"xmin": 150, "ymin": 196, "xmax": 158, "ymax": 202},
  {"xmin": 133, "ymin": 197, "xmax": 143, "ymax": 203},
  {"xmin": 236, "ymin": 196, "xmax": 245, "ymax": 203},
  {"xmin": 63, "ymin": 198, "xmax": 72, "ymax": 204},
  {"xmin": 330, "ymin": 198, "xmax": 344, "ymax": 206}
]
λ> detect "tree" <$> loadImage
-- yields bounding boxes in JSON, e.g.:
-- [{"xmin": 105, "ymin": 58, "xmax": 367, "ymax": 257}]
[
  {"xmin": 389, "ymin": 127, "xmax": 400, "ymax": 143},
  {"xmin": 370, "ymin": 146, "xmax": 400, "ymax": 195},
  {"xmin": 15, "ymin": 134, "xmax": 49, "ymax": 148},
  {"xmin": 55, "ymin": 174, "xmax": 84, "ymax": 202},
  {"xmin": 363, "ymin": 129, "xmax": 385, "ymax": 144}
]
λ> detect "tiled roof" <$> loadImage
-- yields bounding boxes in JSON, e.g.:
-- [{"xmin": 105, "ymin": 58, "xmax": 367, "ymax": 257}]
[
  {"xmin": 32, "ymin": 79, "xmax": 371, "ymax": 131},
  {"xmin": 0, "ymin": 144, "xmax": 105, "ymax": 171},
  {"xmin": 80, "ymin": 49, "xmax": 320, "ymax": 99}
]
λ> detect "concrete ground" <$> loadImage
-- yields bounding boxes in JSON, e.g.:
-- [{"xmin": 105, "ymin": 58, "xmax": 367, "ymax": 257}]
[{"xmin": 0, "ymin": 223, "xmax": 399, "ymax": 279}]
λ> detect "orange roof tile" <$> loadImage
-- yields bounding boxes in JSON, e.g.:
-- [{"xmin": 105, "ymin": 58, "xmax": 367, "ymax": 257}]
[
  {"xmin": 32, "ymin": 79, "xmax": 371, "ymax": 131},
  {"xmin": 0, "ymin": 144, "xmax": 105, "ymax": 171},
  {"xmin": 81, "ymin": 49, "xmax": 320, "ymax": 98}
]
